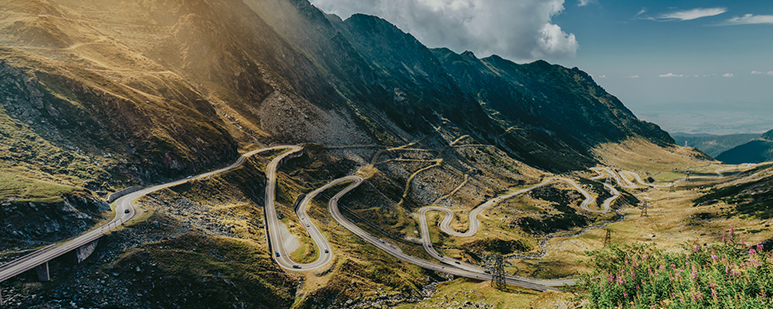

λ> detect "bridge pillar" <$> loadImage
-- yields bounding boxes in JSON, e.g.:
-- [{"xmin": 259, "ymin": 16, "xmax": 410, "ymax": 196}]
[
  {"xmin": 1, "ymin": 289, "xmax": 4, "ymax": 306},
  {"xmin": 35, "ymin": 262, "xmax": 50, "ymax": 281},
  {"xmin": 71, "ymin": 239, "xmax": 99, "ymax": 264}
]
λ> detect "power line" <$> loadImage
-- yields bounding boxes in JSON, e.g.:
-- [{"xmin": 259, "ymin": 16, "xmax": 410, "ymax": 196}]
[{"xmin": 484, "ymin": 254, "xmax": 506, "ymax": 290}]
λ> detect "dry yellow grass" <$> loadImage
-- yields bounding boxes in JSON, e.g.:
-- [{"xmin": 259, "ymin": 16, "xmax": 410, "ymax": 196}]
[
  {"xmin": 592, "ymin": 138, "xmax": 715, "ymax": 175},
  {"xmin": 395, "ymin": 277, "xmax": 542, "ymax": 309}
]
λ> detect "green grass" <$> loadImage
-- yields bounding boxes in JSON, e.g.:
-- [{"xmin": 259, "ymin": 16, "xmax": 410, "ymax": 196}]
[
  {"xmin": 115, "ymin": 232, "xmax": 296, "ymax": 308},
  {"xmin": 653, "ymin": 172, "xmax": 687, "ymax": 182},
  {"xmin": 0, "ymin": 171, "xmax": 77, "ymax": 202},
  {"xmin": 0, "ymin": 101, "xmax": 109, "ymax": 186},
  {"xmin": 288, "ymin": 234, "xmax": 320, "ymax": 264},
  {"xmin": 579, "ymin": 235, "xmax": 773, "ymax": 308},
  {"xmin": 395, "ymin": 277, "xmax": 541, "ymax": 308}
]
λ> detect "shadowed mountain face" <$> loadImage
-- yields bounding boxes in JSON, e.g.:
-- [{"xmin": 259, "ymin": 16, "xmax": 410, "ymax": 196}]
[
  {"xmin": 246, "ymin": 0, "xmax": 674, "ymax": 172},
  {"xmin": 764, "ymin": 130, "xmax": 773, "ymax": 141},
  {"xmin": 0, "ymin": 0, "xmax": 674, "ymax": 189},
  {"xmin": 716, "ymin": 130, "xmax": 773, "ymax": 164},
  {"xmin": 430, "ymin": 48, "xmax": 674, "ymax": 169}
]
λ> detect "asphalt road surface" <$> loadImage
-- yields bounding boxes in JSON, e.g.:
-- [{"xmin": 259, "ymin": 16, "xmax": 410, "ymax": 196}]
[{"xmin": 0, "ymin": 146, "xmax": 289, "ymax": 283}]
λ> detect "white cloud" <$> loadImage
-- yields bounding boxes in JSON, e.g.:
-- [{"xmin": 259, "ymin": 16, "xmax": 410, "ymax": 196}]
[
  {"xmin": 626, "ymin": 75, "xmax": 639, "ymax": 78},
  {"xmin": 308, "ymin": 0, "xmax": 579, "ymax": 61},
  {"xmin": 657, "ymin": 7, "xmax": 727, "ymax": 21},
  {"xmin": 722, "ymin": 73, "xmax": 734, "ymax": 77},
  {"xmin": 752, "ymin": 70, "xmax": 773, "ymax": 76},
  {"xmin": 578, "ymin": 0, "xmax": 596, "ymax": 7},
  {"xmin": 635, "ymin": 8, "xmax": 647, "ymax": 17},
  {"xmin": 659, "ymin": 73, "xmax": 683, "ymax": 77},
  {"xmin": 725, "ymin": 14, "xmax": 773, "ymax": 25},
  {"xmin": 598, "ymin": 74, "xmax": 606, "ymax": 78}
]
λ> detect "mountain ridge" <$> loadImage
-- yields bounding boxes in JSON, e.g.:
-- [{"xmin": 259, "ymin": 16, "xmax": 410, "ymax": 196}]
[{"xmin": 716, "ymin": 129, "xmax": 773, "ymax": 164}]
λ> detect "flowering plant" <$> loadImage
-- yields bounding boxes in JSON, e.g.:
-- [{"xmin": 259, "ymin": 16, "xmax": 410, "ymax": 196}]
[{"xmin": 580, "ymin": 236, "xmax": 772, "ymax": 308}]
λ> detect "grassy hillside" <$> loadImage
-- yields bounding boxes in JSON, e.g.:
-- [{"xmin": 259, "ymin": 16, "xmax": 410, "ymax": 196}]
[
  {"xmin": 693, "ymin": 165, "xmax": 773, "ymax": 219},
  {"xmin": 0, "ymin": 0, "xmax": 743, "ymax": 308},
  {"xmin": 717, "ymin": 140, "xmax": 773, "ymax": 164},
  {"xmin": 716, "ymin": 129, "xmax": 773, "ymax": 164}
]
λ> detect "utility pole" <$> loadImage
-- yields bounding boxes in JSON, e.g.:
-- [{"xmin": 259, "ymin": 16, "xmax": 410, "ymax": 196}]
[
  {"xmin": 485, "ymin": 254, "xmax": 506, "ymax": 290},
  {"xmin": 640, "ymin": 202, "xmax": 649, "ymax": 217},
  {"xmin": 603, "ymin": 228, "xmax": 612, "ymax": 247}
]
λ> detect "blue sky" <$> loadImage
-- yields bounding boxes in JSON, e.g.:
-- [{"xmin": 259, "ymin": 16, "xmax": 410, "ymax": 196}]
[
  {"xmin": 309, "ymin": 0, "xmax": 773, "ymax": 134},
  {"xmin": 550, "ymin": 0, "xmax": 773, "ymax": 133}
]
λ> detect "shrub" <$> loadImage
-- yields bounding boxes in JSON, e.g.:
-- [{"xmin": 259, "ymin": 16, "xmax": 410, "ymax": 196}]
[{"xmin": 579, "ymin": 230, "xmax": 773, "ymax": 308}]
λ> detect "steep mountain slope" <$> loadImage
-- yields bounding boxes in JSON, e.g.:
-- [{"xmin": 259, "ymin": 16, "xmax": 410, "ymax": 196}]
[
  {"xmin": 0, "ymin": 0, "xmax": 681, "ymax": 264},
  {"xmin": 246, "ymin": 0, "xmax": 675, "ymax": 171},
  {"xmin": 671, "ymin": 132, "xmax": 760, "ymax": 157},
  {"xmin": 431, "ymin": 48, "xmax": 674, "ymax": 170},
  {"xmin": 716, "ymin": 130, "xmax": 773, "ymax": 164},
  {"xmin": 0, "ymin": 0, "xmax": 694, "ymax": 307},
  {"xmin": 694, "ymin": 164, "xmax": 773, "ymax": 219},
  {"xmin": 0, "ymin": 0, "xmax": 380, "ymax": 266}
]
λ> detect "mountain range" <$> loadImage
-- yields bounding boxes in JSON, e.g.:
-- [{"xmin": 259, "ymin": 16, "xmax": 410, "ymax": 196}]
[
  {"xmin": 0, "ymin": 0, "xmax": 672, "ymax": 184},
  {"xmin": 0, "ymin": 0, "xmax": 699, "ymax": 307},
  {"xmin": 716, "ymin": 129, "xmax": 773, "ymax": 164},
  {"xmin": 671, "ymin": 132, "xmax": 761, "ymax": 158}
]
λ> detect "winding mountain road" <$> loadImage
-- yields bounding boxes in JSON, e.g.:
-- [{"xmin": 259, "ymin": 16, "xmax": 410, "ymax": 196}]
[
  {"xmin": 323, "ymin": 176, "xmax": 564, "ymax": 290},
  {"xmin": 18, "ymin": 144, "xmax": 746, "ymax": 291},
  {"xmin": 594, "ymin": 164, "xmax": 757, "ymax": 190},
  {"xmin": 413, "ymin": 176, "xmax": 616, "ymax": 280},
  {"xmin": 0, "ymin": 145, "xmax": 291, "ymax": 283}
]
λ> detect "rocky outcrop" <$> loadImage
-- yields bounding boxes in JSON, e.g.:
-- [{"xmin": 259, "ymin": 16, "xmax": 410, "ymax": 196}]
[{"xmin": 0, "ymin": 193, "xmax": 108, "ymax": 254}]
